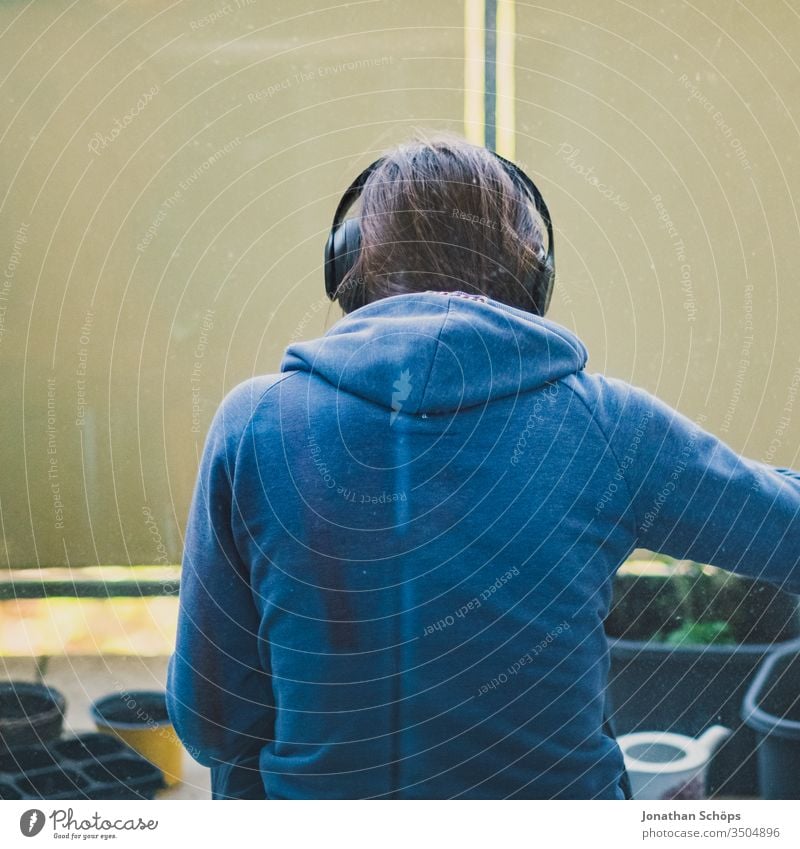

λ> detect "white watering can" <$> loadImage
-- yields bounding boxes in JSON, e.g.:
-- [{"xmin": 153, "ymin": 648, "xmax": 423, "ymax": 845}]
[{"xmin": 618, "ymin": 725, "xmax": 732, "ymax": 800}]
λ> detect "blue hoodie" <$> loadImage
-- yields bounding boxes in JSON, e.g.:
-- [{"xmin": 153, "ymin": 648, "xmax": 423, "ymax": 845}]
[{"xmin": 166, "ymin": 290, "xmax": 800, "ymax": 799}]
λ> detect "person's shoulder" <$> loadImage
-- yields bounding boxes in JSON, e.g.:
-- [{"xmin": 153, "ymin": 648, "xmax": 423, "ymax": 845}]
[
  {"xmin": 565, "ymin": 369, "xmax": 683, "ymax": 437},
  {"xmin": 221, "ymin": 373, "xmax": 290, "ymax": 411},
  {"xmin": 210, "ymin": 372, "xmax": 295, "ymax": 444},
  {"xmin": 565, "ymin": 369, "xmax": 644, "ymax": 409}
]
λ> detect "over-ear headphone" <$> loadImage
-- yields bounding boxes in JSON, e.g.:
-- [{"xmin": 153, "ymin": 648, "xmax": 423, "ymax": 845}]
[{"xmin": 324, "ymin": 150, "xmax": 556, "ymax": 315}]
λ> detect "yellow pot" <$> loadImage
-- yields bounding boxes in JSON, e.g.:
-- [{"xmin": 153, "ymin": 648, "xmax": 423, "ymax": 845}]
[{"xmin": 91, "ymin": 690, "xmax": 183, "ymax": 787}]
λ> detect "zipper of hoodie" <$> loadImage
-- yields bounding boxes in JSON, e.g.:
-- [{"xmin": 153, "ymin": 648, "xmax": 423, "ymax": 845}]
[{"xmin": 389, "ymin": 427, "xmax": 412, "ymax": 797}]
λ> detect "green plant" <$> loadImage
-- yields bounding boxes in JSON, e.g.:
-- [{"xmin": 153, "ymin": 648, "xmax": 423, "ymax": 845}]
[
  {"xmin": 661, "ymin": 619, "xmax": 736, "ymax": 646},
  {"xmin": 605, "ymin": 555, "xmax": 800, "ymax": 645}
]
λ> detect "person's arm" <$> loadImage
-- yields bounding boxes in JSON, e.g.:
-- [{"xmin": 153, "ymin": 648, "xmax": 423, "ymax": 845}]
[
  {"xmin": 166, "ymin": 377, "xmax": 279, "ymax": 769},
  {"xmin": 591, "ymin": 374, "xmax": 800, "ymax": 593}
]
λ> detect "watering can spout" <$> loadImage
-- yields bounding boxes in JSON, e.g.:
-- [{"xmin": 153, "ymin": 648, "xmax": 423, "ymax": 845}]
[{"xmin": 697, "ymin": 724, "xmax": 732, "ymax": 756}]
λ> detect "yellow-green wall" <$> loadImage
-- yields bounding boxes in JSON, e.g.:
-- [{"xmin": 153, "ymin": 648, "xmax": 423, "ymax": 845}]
[{"xmin": 1, "ymin": 0, "xmax": 798, "ymax": 567}]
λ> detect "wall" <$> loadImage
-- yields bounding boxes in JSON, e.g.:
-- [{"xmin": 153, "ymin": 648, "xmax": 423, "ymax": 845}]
[{"xmin": 1, "ymin": 0, "xmax": 798, "ymax": 566}]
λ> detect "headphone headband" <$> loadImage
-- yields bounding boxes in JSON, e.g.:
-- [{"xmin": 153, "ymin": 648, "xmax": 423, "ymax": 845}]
[
  {"xmin": 324, "ymin": 149, "xmax": 556, "ymax": 314},
  {"xmin": 491, "ymin": 152, "xmax": 555, "ymax": 265},
  {"xmin": 328, "ymin": 159, "xmax": 383, "ymax": 235}
]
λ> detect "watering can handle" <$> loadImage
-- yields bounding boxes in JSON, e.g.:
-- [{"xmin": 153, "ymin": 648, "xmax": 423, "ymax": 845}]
[{"xmin": 698, "ymin": 724, "xmax": 732, "ymax": 754}]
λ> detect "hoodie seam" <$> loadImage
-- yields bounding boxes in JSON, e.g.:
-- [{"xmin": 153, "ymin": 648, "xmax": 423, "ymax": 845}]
[
  {"xmin": 230, "ymin": 371, "xmax": 299, "ymax": 474},
  {"xmin": 486, "ymin": 298, "xmax": 588, "ymax": 364},
  {"xmin": 228, "ymin": 371, "xmax": 299, "ymax": 562},
  {"xmin": 430, "ymin": 291, "xmax": 589, "ymax": 366},
  {"xmin": 283, "ymin": 293, "xmax": 588, "ymax": 413},
  {"xmin": 343, "ymin": 291, "xmax": 588, "ymax": 366},
  {"xmin": 567, "ymin": 376, "xmax": 640, "ymax": 546},
  {"xmin": 417, "ymin": 297, "xmax": 453, "ymax": 412}
]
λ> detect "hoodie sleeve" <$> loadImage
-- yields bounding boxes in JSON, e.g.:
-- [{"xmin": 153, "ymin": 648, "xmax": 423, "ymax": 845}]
[
  {"xmin": 591, "ymin": 374, "xmax": 800, "ymax": 594},
  {"xmin": 165, "ymin": 377, "xmax": 277, "ymax": 770}
]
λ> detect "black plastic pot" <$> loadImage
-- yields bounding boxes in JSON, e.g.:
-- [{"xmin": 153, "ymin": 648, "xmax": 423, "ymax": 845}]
[
  {"xmin": 51, "ymin": 732, "xmax": 125, "ymax": 761},
  {"xmin": 91, "ymin": 690, "xmax": 170, "ymax": 726},
  {"xmin": 742, "ymin": 641, "xmax": 800, "ymax": 799},
  {"xmin": 82, "ymin": 755, "xmax": 165, "ymax": 800},
  {"xmin": 0, "ymin": 682, "xmax": 66, "ymax": 750},
  {"xmin": 17, "ymin": 766, "xmax": 91, "ymax": 800},
  {"xmin": 607, "ymin": 637, "xmax": 799, "ymax": 797},
  {"xmin": 0, "ymin": 743, "xmax": 57, "ymax": 773},
  {"xmin": 0, "ymin": 733, "xmax": 165, "ymax": 800}
]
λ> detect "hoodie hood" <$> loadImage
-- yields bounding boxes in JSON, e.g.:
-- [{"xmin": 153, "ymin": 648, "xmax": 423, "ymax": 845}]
[{"xmin": 281, "ymin": 291, "xmax": 589, "ymax": 414}]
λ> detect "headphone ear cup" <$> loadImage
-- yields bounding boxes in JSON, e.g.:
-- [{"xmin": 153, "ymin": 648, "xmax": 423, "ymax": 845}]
[
  {"xmin": 526, "ymin": 257, "xmax": 555, "ymax": 317},
  {"xmin": 539, "ymin": 258, "xmax": 555, "ymax": 315},
  {"xmin": 325, "ymin": 222, "xmax": 352, "ymax": 301},
  {"xmin": 324, "ymin": 229, "xmax": 339, "ymax": 300},
  {"xmin": 324, "ymin": 157, "xmax": 383, "ymax": 304},
  {"xmin": 331, "ymin": 217, "xmax": 362, "ymax": 303}
]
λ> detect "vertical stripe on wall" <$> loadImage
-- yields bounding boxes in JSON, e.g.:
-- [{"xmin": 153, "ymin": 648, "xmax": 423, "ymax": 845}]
[
  {"xmin": 483, "ymin": 0, "xmax": 498, "ymax": 151},
  {"xmin": 464, "ymin": 0, "xmax": 485, "ymax": 146},
  {"xmin": 495, "ymin": 0, "xmax": 516, "ymax": 159},
  {"xmin": 464, "ymin": 0, "xmax": 515, "ymax": 156}
]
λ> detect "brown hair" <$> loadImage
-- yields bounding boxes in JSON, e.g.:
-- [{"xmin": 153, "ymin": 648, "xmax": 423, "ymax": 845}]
[{"xmin": 335, "ymin": 131, "xmax": 551, "ymax": 315}]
